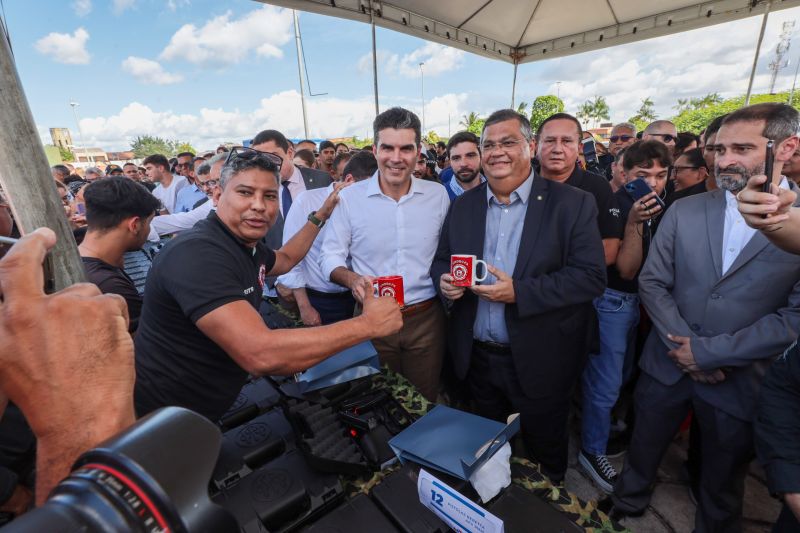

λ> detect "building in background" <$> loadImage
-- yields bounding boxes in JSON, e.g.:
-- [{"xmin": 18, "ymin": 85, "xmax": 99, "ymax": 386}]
[{"xmin": 49, "ymin": 128, "xmax": 73, "ymax": 150}]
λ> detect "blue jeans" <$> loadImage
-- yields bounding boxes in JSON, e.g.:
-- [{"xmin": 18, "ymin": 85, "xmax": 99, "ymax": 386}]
[{"xmin": 581, "ymin": 288, "xmax": 640, "ymax": 455}]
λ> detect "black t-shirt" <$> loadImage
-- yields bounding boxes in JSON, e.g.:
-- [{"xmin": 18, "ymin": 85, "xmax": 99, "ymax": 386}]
[
  {"xmin": 565, "ymin": 166, "xmax": 622, "ymax": 239},
  {"xmin": 82, "ymin": 257, "xmax": 142, "ymax": 333},
  {"xmin": 133, "ymin": 212, "xmax": 276, "ymax": 421},
  {"xmin": 606, "ymin": 188, "xmax": 662, "ymax": 293}
]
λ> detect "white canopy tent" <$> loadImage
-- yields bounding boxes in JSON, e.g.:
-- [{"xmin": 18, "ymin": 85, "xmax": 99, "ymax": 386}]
[{"xmin": 258, "ymin": 0, "xmax": 800, "ymax": 116}]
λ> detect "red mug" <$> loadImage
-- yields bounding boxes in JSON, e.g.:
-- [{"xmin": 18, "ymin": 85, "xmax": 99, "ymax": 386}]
[
  {"xmin": 450, "ymin": 255, "xmax": 488, "ymax": 287},
  {"xmin": 373, "ymin": 275, "xmax": 404, "ymax": 306}
]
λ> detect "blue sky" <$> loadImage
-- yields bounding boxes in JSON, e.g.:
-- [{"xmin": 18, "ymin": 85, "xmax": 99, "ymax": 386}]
[{"xmin": 5, "ymin": 0, "xmax": 800, "ymax": 151}]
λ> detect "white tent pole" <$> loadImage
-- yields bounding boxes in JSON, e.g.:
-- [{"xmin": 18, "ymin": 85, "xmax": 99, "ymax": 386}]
[
  {"xmin": 370, "ymin": 3, "xmax": 379, "ymax": 116},
  {"xmin": 293, "ymin": 10, "xmax": 310, "ymax": 138},
  {"xmin": 511, "ymin": 61, "xmax": 518, "ymax": 109},
  {"xmin": 745, "ymin": 0, "xmax": 772, "ymax": 106}
]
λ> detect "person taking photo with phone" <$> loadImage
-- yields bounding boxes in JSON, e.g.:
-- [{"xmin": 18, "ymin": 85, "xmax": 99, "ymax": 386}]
[{"xmin": 602, "ymin": 102, "xmax": 800, "ymax": 533}]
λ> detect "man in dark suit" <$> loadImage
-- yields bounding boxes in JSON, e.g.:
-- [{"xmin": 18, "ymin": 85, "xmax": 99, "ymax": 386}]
[
  {"xmin": 604, "ymin": 103, "xmax": 800, "ymax": 532},
  {"xmin": 249, "ymin": 130, "xmax": 332, "ymax": 324},
  {"xmin": 430, "ymin": 109, "xmax": 607, "ymax": 482}
]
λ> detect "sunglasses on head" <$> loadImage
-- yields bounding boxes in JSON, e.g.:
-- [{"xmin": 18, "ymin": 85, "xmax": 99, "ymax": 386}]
[
  {"xmin": 224, "ymin": 146, "xmax": 283, "ymax": 171},
  {"xmin": 610, "ymin": 135, "xmax": 634, "ymax": 143}
]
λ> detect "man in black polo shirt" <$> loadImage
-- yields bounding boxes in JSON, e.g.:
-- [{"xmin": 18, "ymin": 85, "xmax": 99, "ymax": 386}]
[
  {"xmin": 79, "ymin": 177, "xmax": 161, "ymax": 333},
  {"xmin": 536, "ymin": 113, "xmax": 622, "ymax": 265},
  {"xmin": 580, "ymin": 140, "xmax": 670, "ymax": 492},
  {"xmin": 134, "ymin": 150, "xmax": 403, "ymax": 420}
]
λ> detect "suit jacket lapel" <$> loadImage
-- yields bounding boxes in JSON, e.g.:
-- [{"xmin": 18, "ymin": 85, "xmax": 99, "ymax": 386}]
[
  {"xmin": 718, "ymin": 182, "xmax": 800, "ymax": 282},
  {"xmin": 706, "ymin": 190, "xmax": 725, "ymax": 279},
  {"xmin": 513, "ymin": 175, "xmax": 548, "ymax": 278}
]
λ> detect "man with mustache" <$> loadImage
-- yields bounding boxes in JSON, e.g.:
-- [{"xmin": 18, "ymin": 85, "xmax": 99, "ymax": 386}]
[
  {"xmin": 133, "ymin": 150, "xmax": 402, "ymax": 421},
  {"xmin": 602, "ymin": 102, "xmax": 800, "ymax": 532},
  {"xmin": 444, "ymin": 131, "xmax": 484, "ymax": 201}
]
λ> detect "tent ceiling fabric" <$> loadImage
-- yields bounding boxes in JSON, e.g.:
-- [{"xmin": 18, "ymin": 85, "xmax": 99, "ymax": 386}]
[{"xmin": 256, "ymin": 0, "xmax": 800, "ymax": 64}]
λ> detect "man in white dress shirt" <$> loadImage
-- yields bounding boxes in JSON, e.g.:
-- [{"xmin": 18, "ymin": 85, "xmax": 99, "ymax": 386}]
[
  {"xmin": 277, "ymin": 152, "xmax": 378, "ymax": 326},
  {"xmin": 320, "ymin": 107, "xmax": 450, "ymax": 401}
]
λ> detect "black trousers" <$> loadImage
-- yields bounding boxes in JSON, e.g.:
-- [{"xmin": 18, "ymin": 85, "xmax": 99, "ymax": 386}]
[
  {"xmin": 612, "ymin": 373, "xmax": 754, "ymax": 533},
  {"xmin": 467, "ymin": 344, "xmax": 573, "ymax": 482}
]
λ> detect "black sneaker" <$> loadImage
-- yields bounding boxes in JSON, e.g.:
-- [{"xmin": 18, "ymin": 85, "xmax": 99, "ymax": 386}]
[{"xmin": 579, "ymin": 450, "xmax": 618, "ymax": 493}]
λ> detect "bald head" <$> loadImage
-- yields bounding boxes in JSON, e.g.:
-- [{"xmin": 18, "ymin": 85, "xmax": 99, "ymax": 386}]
[{"xmin": 643, "ymin": 120, "xmax": 678, "ymax": 149}]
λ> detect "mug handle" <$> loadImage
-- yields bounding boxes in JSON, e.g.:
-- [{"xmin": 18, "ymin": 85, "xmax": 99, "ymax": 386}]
[{"xmin": 474, "ymin": 260, "xmax": 488, "ymax": 282}]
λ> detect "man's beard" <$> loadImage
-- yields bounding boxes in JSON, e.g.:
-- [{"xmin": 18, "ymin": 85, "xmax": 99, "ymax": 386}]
[
  {"xmin": 715, "ymin": 161, "xmax": 764, "ymax": 193},
  {"xmin": 454, "ymin": 167, "xmax": 480, "ymax": 184}
]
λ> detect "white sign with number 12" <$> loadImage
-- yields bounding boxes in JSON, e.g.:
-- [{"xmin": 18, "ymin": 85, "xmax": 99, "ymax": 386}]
[{"xmin": 417, "ymin": 469, "xmax": 504, "ymax": 533}]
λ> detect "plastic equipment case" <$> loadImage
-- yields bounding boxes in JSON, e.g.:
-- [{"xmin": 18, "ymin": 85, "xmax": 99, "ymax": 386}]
[{"xmin": 211, "ymin": 450, "xmax": 344, "ymax": 533}]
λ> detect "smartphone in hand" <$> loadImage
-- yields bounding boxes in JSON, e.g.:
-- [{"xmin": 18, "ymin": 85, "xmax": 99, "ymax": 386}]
[
  {"xmin": 624, "ymin": 177, "xmax": 666, "ymax": 210},
  {"xmin": 762, "ymin": 139, "xmax": 774, "ymax": 193}
]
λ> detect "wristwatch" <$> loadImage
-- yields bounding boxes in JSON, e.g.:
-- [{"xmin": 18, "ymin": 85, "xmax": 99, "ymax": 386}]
[{"xmin": 308, "ymin": 210, "xmax": 325, "ymax": 228}]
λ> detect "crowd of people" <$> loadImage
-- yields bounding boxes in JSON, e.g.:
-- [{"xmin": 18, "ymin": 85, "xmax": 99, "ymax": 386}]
[{"xmin": 0, "ymin": 101, "xmax": 799, "ymax": 533}]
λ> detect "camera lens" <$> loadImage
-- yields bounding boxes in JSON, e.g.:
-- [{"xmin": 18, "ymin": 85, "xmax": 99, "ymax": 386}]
[{"xmin": 3, "ymin": 408, "xmax": 237, "ymax": 533}]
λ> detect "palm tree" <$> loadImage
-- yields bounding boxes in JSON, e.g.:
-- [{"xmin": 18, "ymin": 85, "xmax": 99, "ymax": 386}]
[
  {"xmin": 589, "ymin": 95, "xmax": 610, "ymax": 128},
  {"xmin": 516, "ymin": 101, "xmax": 529, "ymax": 116},
  {"xmin": 673, "ymin": 98, "xmax": 690, "ymax": 112},
  {"xmin": 460, "ymin": 112, "xmax": 482, "ymax": 130},
  {"xmin": 576, "ymin": 102, "xmax": 593, "ymax": 128}
]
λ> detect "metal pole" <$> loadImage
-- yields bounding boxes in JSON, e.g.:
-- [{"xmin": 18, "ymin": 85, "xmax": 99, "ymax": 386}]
[
  {"xmin": 556, "ymin": 81, "xmax": 562, "ymax": 99},
  {"xmin": 420, "ymin": 62, "xmax": 425, "ymax": 134},
  {"xmin": 69, "ymin": 101, "xmax": 91, "ymax": 164},
  {"xmin": 790, "ymin": 56, "xmax": 800, "ymax": 105},
  {"xmin": 0, "ymin": 24, "xmax": 86, "ymax": 289},
  {"xmin": 370, "ymin": 3, "xmax": 379, "ymax": 116},
  {"xmin": 293, "ymin": 11, "xmax": 309, "ymax": 138},
  {"xmin": 745, "ymin": 0, "xmax": 772, "ymax": 106},
  {"xmin": 511, "ymin": 62, "xmax": 518, "ymax": 108}
]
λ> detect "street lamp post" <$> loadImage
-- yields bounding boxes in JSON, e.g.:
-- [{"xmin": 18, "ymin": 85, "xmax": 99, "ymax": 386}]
[
  {"xmin": 69, "ymin": 100, "xmax": 92, "ymax": 164},
  {"xmin": 419, "ymin": 62, "xmax": 425, "ymax": 135},
  {"xmin": 556, "ymin": 81, "xmax": 562, "ymax": 99}
]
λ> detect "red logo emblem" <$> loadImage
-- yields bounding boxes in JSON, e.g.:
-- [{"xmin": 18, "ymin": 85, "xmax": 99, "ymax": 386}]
[{"xmin": 258, "ymin": 264, "xmax": 266, "ymax": 289}]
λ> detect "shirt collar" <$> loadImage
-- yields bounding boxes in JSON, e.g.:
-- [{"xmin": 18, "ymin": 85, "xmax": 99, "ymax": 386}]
[
  {"xmin": 366, "ymin": 171, "xmax": 424, "ymax": 198},
  {"xmin": 285, "ymin": 165, "xmax": 303, "ymax": 185},
  {"xmin": 486, "ymin": 170, "xmax": 534, "ymax": 206}
]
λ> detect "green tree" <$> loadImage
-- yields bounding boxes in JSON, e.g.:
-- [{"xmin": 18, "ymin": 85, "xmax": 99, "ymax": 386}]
[
  {"xmin": 628, "ymin": 97, "xmax": 658, "ymax": 131},
  {"xmin": 174, "ymin": 141, "xmax": 197, "ymax": 155},
  {"xmin": 516, "ymin": 101, "xmax": 528, "ymax": 116},
  {"xmin": 671, "ymin": 91, "xmax": 799, "ymax": 133},
  {"xmin": 529, "ymin": 95, "xmax": 565, "ymax": 131},
  {"xmin": 673, "ymin": 98, "xmax": 691, "ymax": 112},
  {"xmin": 58, "ymin": 146, "xmax": 75, "ymax": 162},
  {"xmin": 424, "ymin": 131, "xmax": 442, "ymax": 145},
  {"xmin": 588, "ymin": 95, "xmax": 610, "ymax": 127},
  {"xmin": 576, "ymin": 101, "xmax": 593, "ymax": 127},
  {"xmin": 131, "ymin": 135, "xmax": 175, "ymax": 158}
]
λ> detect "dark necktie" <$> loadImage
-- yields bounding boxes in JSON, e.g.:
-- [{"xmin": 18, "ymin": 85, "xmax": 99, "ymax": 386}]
[{"xmin": 281, "ymin": 180, "xmax": 292, "ymax": 219}]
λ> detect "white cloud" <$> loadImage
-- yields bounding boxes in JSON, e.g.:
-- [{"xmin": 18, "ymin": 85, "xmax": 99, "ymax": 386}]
[
  {"xmin": 358, "ymin": 43, "xmax": 465, "ymax": 78},
  {"xmin": 113, "ymin": 0, "xmax": 135, "ymax": 15},
  {"xmin": 524, "ymin": 9, "xmax": 800, "ymax": 124},
  {"xmin": 122, "ymin": 56, "xmax": 183, "ymax": 85},
  {"xmin": 166, "ymin": 0, "xmax": 190, "ymax": 12},
  {"xmin": 34, "ymin": 28, "xmax": 90, "ymax": 65},
  {"xmin": 66, "ymin": 91, "xmax": 471, "ymax": 151},
  {"xmin": 159, "ymin": 5, "xmax": 292, "ymax": 66},
  {"xmin": 72, "ymin": 0, "xmax": 91, "ymax": 16}
]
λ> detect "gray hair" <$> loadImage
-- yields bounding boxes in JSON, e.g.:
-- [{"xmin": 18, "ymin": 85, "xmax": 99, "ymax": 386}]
[
  {"xmin": 611, "ymin": 122, "xmax": 637, "ymax": 135},
  {"xmin": 481, "ymin": 109, "xmax": 533, "ymax": 144},
  {"xmin": 219, "ymin": 152, "xmax": 279, "ymax": 189},
  {"xmin": 85, "ymin": 166, "xmax": 103, "ymax": 177},
  {"xmin": 196, "ymin": 162, "xmax": 211, "ymax": 176},
  {"xmin": 722, "ymin": 103, "xmax": 800, "ymax": 144}
]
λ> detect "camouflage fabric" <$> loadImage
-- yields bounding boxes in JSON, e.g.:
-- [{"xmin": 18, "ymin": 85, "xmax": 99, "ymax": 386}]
[{"xmin": 343, "ymin": 368, "xmax": 628, "ymax": 532}]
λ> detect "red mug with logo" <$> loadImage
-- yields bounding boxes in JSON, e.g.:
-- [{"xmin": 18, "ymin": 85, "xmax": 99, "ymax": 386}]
[
  {"xmin": 373, "ymin": 275, "xmax": 405, "ymax": 306},
  {"xmin": 450, "ymin": 255, "xmax": 488, "ymax": 287}
]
